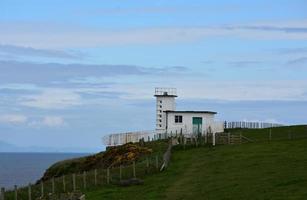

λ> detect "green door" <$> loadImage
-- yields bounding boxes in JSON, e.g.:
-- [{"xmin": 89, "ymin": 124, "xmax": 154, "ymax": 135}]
[{"xmin": 192, "ymin": 117, "xmax": 202, "ymax": 137}]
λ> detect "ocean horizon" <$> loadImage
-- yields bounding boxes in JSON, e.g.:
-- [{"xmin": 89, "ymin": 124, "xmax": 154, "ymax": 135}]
[{"xmin": 0, "ymin": 152, "xmax": 89, "ymax": 189}]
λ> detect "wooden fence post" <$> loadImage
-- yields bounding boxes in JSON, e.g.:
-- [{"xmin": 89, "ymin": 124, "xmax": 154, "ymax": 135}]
[
  {"xmin": 228, "ymin": 132, "xmax": 230, "ymax": 144},
  {"xmin": 133, "ymin": 161, "xmax": 136, "ymax": 178},
  {"xmin": 40, "ymin": 182, "xmax": 44, "ymax": 197},
  {"xmin": 14, "ymin": 185, "xmax": 17, "ymax": 200},
  {"xmin": 146, "ymin": 157, "xmax": 149, "ymax": 169},
  {"xmin": 195, "ymin": 137, "xmax": 198, "ymax": 147},
  {"xmin": 212, "ymin": 133, "xmax": 216, "ymax": 146},
  {"xmin": 52, "ymin": 178, "xmax": 55, "ymax": 194},
  {"xmin": 94, "ymin": 169, "xmax": 97, "ymax": 186},
  {"xmin": 119, "ymin": 165, "xmax": 122, "ymax": 181},
  {"xmin": 107, "ymin": 168, "xmax": 110, "ymax": 184},
  {"xmin": 63, "ymin": 175, "xmax": 66, "ymax": 192},
  {"xmin": 1, "ymin": 187, "xmax": 5, "ymax": 200},
  {"xmin": 155, "ymin": 155, "xmax": 159, "ymax": 170},
  {"xmin": 183, "ymin": 137, "xmax": 186, "ymax": 150},
  {"xmin": 72, "ymin": 174, "xmax": 76, "ymax": 192},
  {"xmin": 240, "ymin": 133, "xmax": 242, "ymax": 144},
  {"xmin": 83, "ymin": 171, "xmax": 86, "ymax": 189},
  {"xmin": 28, "ymin": 184, "xmax": 31, "ymax": 200}
]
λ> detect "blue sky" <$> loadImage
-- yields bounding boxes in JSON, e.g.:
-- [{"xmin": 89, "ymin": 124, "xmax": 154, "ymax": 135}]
[{"xmin": 0, "ymin": 0, "xmax": 307, "ymax": 152}]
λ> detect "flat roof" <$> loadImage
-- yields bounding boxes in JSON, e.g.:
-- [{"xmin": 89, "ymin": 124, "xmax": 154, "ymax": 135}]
[
  {"xmin": 164, "ymin": 110, "xmax": 217, "ymax": 114},
  {"xmin": 154, "ymin": 94, "xmax": 178, "ymax": 97}
]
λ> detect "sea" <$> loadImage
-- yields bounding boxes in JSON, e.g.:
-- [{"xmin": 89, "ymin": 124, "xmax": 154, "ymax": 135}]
[{"xmin": 0, "ymin": 152, "xmax": 89, "ymax": 189}]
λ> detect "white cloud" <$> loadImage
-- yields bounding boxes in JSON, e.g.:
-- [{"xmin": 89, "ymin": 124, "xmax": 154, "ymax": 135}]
[
  {"xmin": 42, "ymin": 116, "xmax": 65, "ymax": 127},
  {"xmin": 0, "ymin": 114, "xmax": 27, "ymax": 124},
  {"xmin": 20, "ymin": 89, "xmax": 82, "ymax": 109},
  {"xmin": 0, "ymin": 20, "xmax": 307, "ymax": 48}
]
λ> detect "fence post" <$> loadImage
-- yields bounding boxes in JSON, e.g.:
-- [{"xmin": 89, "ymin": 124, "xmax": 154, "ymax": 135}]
[
  {"xmin": 195, "ymin": 137, "xmax": 198, "ymax": 147},
  {"xmin": 72, "ymin": 174, "xmax": 76, "ymax": 192},
  {"xmin": 1, "ymin": 187, "xmax": 4, "ymax": 200},
  {"xmin": 40, "ymin": 182, "xmax": 44, "ymax": 197},
  {"xmin": 228, "ymin": 132, "xmax": 230, "ymax": 144},
  {"xmin": 63, "ymin": 175, "xmax": 66, "ymax": 192},
  {"xmin": 269, "ymin": 128, "xmax": 272, "ymax": 141},
  {"xmin": 28, "ymin": 184, "xmax": 31, "ymax": 200},
  {"xmin": 119, "ymin": 165, "xmax": 122, "ymax": 181},
  {"xmin": 107, "ymin": 168, "xmax": 110, "ymax": 184},
  {"xmin": 52, "ymin": 177, "xmax": 55, "ymax": 194},
  {"xmin": 155, "ymin": 155, "xmax": 159, "ymax": 170},
  {"xmin": 240, "ymin": 133, "xmax": 242, "ymax": 144},
  {"xmin": 183, "ymin": 137, "xmax": 186, "ymax": 150},
  {"xmin": 146, "ymin": 157, "xmax": 149, "ymax": 168},
  {"xmin": 83, "ymin": 171, "xmax": 86, "ymax": 189},
  {"xmin": 14, "ymin": 185, "xmax": 17, "ymax": 200},
  {"xmin": 94, "ymin": 169, "xmax": 97, "ymax": 186},
  {"xmin": 133, "ymin": 161, "xmax": 136, "ymax": 178},
  {"xmin": 212, "ymin": 133, "xmax": 216, "ymax": 146}
]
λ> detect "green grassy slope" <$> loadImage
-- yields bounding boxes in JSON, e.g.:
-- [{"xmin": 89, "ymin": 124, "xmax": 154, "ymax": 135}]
[
  {"xmin": 86, "ymin": 135, "xmax": 307, "ymax": 199},
  {"xmin": 228, "ymin": 125, "xmax": 307, "ymax": 142}
]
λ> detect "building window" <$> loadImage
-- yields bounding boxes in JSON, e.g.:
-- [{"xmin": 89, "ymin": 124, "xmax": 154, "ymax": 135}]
[
  {"xmin": 159, "ymin": 114, "xmax": 162, "ymax": 118},
  {"xmin": 175, "ymin": 115, "xmax": 183, "ymax": 123},
  {"xmin": 159, "ymin": 124, "xmax": 162, "ymax": 127},
  {"xmin": 159, "ymin": 105, "xmax": 162, "ymax": 108},
  {"xmin": 160, "ymin": 100, "xmax": 162, "ymax": 103},
  {"xmin": 159, "ymin": 119, "xmax": 162, "ymax": 122},
  {"xmin": 159, "ymin": 110, "xmax": 162, "ymax": 113}
]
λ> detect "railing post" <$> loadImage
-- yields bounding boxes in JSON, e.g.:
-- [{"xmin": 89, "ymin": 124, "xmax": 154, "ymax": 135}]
[
  {"xmin": 63, "ymin": 175, "xmax": 66, "ymax": 192},
  {"xmin": 83, "ymin": 171, "xmax": 86, "ymax": 189},
  {"xmin": 1, "ymin": 187, "xmax": 5, "ymax": 200},
  {"xmin": 72, "ymin": 174, "xmax": 76, "ymax": 192},
  {"xmin": 133, "ymin": 161, "xmax": 136, "ymax": 178},
  {"xmin": 94, "ymin": 169, "xmax": 97, "ymax": 186},
  {"xmin": 14, "ymin": 185, "xmax": 17, "ymax": 200},
  {"xmin": 28, "ymin": 184, "xmax": 31, "ymax": 200},
  {"xmin": 52, "ymin": 177, "xmax": 55, "ymax": 194}
]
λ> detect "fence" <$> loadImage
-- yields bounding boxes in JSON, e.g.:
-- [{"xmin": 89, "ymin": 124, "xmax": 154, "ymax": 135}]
[
  {"xmin": 225, "ymin": 121, "xmax": 283, "ymax": 129},
  {"xmin": 102, "ymin": 130, "xmax": 155, "ymax": 146},
  {"xmin": 1, "ymin": 154, "xmax": 163, "ymax": 200}
]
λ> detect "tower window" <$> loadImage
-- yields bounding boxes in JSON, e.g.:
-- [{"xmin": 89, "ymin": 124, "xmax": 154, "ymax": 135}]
[
  {"xmin": 159, "ymin": 115, "xmax": 162, "ymax": 118},
  {"xmin": 159, "ymin": 105, "xmax": 162, "ymax": 108},
  {"xmin": 175, "ymin": 115, "xmax": 183, "ymax": 123},
  {"xmin": 160, "ymin": 100, "xmax": 162, "ymax": 103}
]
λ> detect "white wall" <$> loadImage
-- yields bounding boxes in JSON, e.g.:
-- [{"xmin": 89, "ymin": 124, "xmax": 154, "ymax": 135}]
[
  {"xmin": 165, "ymin": 112, "xmax": 224, "ymax": 135},
  {"xmin": 155, "ymin": 96, "xmax": 176, "ymax": 133}
]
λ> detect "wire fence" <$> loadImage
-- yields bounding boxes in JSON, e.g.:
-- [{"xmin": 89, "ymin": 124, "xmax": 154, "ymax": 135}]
[{"xmin": 1, "ymin": 154, "xmax": 163, "ymax": 200}]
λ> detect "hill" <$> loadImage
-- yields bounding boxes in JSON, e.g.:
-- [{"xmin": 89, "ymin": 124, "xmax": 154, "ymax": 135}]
[
  {"xmin": 39, "ymin": 140, "xmax": 169, "ymax": 181},
  {"xmin": 86, "ymin": 125, "xmax": 307, "ymax": 199}
]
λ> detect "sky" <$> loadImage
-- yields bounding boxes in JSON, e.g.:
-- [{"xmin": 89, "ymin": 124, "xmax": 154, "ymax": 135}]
[{"xmin": 0, "ymin": 0, "xmax": 307, "ymax": 152}]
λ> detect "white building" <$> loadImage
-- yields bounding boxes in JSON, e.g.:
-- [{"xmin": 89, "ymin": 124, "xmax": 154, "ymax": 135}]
[
  {"xmin": 103, "ymin": 87, "xmax": 224, "ymax": 146},
  {"xmin": 154, "ymin": 88, "xmax": 224, "ymax": 138}
]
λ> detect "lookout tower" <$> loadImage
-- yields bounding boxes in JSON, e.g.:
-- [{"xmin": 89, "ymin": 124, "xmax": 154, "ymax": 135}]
[{"xmin": 154, "ymin": 87, "xmax": 177, "ymax": 134}]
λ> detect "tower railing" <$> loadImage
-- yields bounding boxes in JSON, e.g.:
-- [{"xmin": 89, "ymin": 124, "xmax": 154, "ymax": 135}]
[{"xmin": 154, "ymin": 88, "xmax": 177, "ymax": 96}]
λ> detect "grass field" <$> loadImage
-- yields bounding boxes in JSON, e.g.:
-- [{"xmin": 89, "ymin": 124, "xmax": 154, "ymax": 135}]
[{"xmin": 86, "ymin": 128, "xmax": 307, "ymax": 199}]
